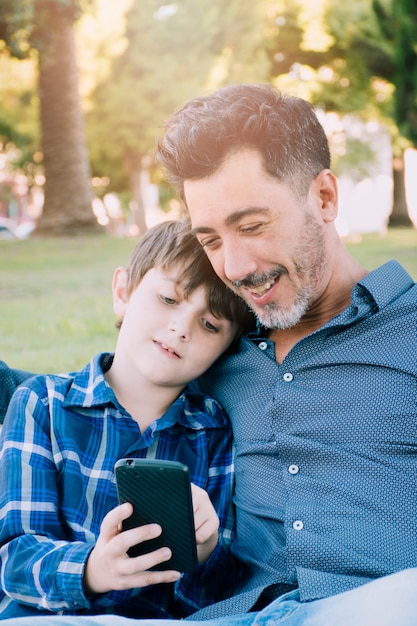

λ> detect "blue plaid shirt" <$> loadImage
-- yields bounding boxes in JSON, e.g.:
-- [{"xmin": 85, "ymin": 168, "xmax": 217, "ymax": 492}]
[{"xmin": 0, "ymin": 353, "xmax": 236, "ymax": 619}]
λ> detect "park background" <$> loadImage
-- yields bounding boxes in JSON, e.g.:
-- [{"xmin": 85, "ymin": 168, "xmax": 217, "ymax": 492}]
[{"xmin": 1, "ymin": 0, "xmax": 416, "ymax": 373}]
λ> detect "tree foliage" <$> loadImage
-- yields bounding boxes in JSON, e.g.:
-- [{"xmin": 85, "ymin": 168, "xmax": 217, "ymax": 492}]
[
  {"xmin": 0, "ymin": 0, "xmax": 34, "ymax": 59},
  {"xmin": 323, "ymin": 0, "xmax": 417, "ymax": 224},
  {"xmin": 264, "ymin": 0, "xmax": 331, "ymax": 78},
  {"xmin": 87, "ymin": 0, "xmax": 267, "ymax": 231},
  {"xmin": 0, "ymin": 0, "xmax": 91, "ymax": 56},
  {"xmin": 372, "ymin": 0, "xmax": 417, "ymax": 144},
  {"xmin": 264, "ymin": 0, "xmax": 416, "ymax": 226},
  {"xmin": 0, "ymin": 56, "xmax": 39, "ymax": 167},
  {"xmin": 1, "ymin": 0, "xmax": 416, "ymax": 232}
]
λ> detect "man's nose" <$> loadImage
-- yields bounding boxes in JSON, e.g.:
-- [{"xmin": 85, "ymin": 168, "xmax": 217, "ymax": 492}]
[{"xmin": 223, "ymin": 243, "xmax": 257, "ymax": 284}]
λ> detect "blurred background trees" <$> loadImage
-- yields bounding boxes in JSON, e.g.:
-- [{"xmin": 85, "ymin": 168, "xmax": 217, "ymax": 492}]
[
  {"xmin": 0, "ymin": 0, "xmax": 100, "ymax": 235},
  {"xmin": 0, "ymin": 0, "xmax": 416, "ymax": 236},
  {"xmin": 87, "ymin": 0, "xmax": 266, "ymax": 232},
  {"xmin": 320, "ymin": 0, "xmax": 417, "ymax": 225}
]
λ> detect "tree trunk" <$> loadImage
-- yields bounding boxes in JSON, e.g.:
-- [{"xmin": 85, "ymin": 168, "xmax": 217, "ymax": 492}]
[
  {"xmin": 124, "ymin": 151, "xmax": 148, "ymax": 235},
  {"xmin": 388, "ymin": 153, "xmax": 413, "ymax": 227},
  {"xmin": 34, "ymin": 5, "xmax": 100, "ymax": 236}
]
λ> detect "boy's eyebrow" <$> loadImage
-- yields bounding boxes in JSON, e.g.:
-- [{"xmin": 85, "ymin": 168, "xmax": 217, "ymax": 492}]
[
  {"xmin": 161, "ymin": 275, "xmax": 181, "ymax": 286},
  {"xmin": 191, "ymin": 207, "xmax": 270, "ymax": 234},
  {"xmin": 161, "ymin": 274, "xmax": 189, "ymax": 293}
]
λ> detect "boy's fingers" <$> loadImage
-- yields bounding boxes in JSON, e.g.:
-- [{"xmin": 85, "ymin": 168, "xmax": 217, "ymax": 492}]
[
  {"xmin": 125, "ymin": 546, "xmax": 174, "ymax": 574},
  {"xmin": 190, "ymin": 483, "xmax": 219, "ymax": 542},
  {"xmin": 115, "ymin": 522, "xmax": 163, "ymax": 556},
  {"xmin": 113, "ymin": 552, "xmax": 181, "ymax": 590},
  {"xmin": 99, "ymin": 502, "xmax": 133, "ymax": 542},
  {"xmin": 195, "ymin": 517, "xmax": 219, "ymax": 544}
]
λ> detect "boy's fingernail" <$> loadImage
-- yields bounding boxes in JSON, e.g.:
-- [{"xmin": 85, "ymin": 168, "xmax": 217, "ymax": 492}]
[{"xmin": 150, "ymin": 523, "xmax": 161, "ymax": 535}]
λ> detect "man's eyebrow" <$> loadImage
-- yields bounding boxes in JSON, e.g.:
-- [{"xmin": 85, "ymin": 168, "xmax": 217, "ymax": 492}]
[
  {"xmin": 191, "ymin": 207, "xmax": 270, "ymax": 234},
  {"xmin": 190, "ymin": 225, "xmax": 215, "ymax": 235}
]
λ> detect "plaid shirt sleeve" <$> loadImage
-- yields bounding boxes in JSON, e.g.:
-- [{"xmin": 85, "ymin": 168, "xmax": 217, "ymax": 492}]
[
  {"xmin": 0, "ymin": 362, "xmax": 237, "ymax": 618},
  {"xmin": 0, "ymin": 382, "xmax": 95, "ymax": 612}
]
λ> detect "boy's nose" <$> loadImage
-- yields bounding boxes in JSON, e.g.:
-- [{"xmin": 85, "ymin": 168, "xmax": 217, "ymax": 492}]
[{"xmin": 169, "ymin": 317, "xmax": 192, "ymax": 341}]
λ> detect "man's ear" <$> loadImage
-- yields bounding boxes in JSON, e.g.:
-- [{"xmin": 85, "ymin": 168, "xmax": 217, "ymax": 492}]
[
  {"xmin": 112, "ymin": 267, "xmax": 129, "ymax": 317},
  {"xmin": 314, "ymin": 169, "xmax": 338, "ymax": 223}
]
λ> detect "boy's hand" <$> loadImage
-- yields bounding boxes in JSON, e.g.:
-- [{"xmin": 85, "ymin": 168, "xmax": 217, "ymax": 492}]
[
  {"xmin": 84, "ymin": 502, "xmax": 181, "ymax": 595},
  {"xmin": 191, "ymin": 483, "xmax": 220, "ymax": 563}
]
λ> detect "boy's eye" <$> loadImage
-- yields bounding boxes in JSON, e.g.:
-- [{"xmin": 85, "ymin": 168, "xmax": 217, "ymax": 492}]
[
  {"xmin": 202, "ymin": 319, "xmax": 219, "ymax": 333},
  {"xmin": 160, "ymin": 295, "xmax": 177, "ymax": 305}
]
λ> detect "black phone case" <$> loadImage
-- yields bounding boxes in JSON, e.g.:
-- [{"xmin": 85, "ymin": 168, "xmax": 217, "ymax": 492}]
[{"xmin": 115, "ymin": 458, "xmax": 198, "ymax": 572}]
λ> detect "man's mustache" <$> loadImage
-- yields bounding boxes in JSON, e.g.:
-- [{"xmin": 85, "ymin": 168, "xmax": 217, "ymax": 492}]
[{"xmin": 230, "ymin": 266, "xmax": 288, "ymax": 290}]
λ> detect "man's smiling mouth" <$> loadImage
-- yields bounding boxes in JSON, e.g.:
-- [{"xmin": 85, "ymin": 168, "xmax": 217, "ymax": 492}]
[{"xmin": 249, "ymin": 279, "xmax": 276, "ymax": 296}]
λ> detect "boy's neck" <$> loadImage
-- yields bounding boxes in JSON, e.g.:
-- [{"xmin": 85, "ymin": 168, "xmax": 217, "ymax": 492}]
[{"xmin": 105, "ymin": 361, "xmax": 185, "ymax": 434}]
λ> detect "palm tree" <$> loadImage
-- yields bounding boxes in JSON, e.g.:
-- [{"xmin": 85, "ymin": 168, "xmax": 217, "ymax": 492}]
[{"xmin": 0, "ymin": 0, "xmax": 100, "ymax": 235}]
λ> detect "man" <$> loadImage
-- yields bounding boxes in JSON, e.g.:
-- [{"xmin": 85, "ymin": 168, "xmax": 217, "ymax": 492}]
[
  {"xmin": 157, "ymin": 82, "xmax": 417, "ymax": 624},
  {"xmin": 2, "ymin": 84, "xmax": 416, "ymax": 625}
]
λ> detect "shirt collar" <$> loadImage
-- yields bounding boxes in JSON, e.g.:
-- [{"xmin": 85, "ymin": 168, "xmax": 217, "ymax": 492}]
[
  {"xmin": 63, "ymin": 353, "xmax": 226, "ymax": 431},
  {"xmin": 62, "ymin": 353, "xmax": 115, "ymax": 410},
  {"xmin": 354, "ymin": 259, "xmax": 414, "ymax": 310},
  {"xmin": 153, "ymin": 391, "xmax": 228, "ymax": 432},
  {"xmin": 247, "ymin": 260, "xmax": 414, "ymax": 340}
]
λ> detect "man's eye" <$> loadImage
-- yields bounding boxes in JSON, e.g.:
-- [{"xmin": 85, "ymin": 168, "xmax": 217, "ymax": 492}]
[
  {"xmin": 160, "ymin": 295, "xmax": 177, "ymax": 305},
  {"xmin": 202, "ymin": 319, "xmax": 219, "ymax": 333},
  {"xmin": 199, "ymin": 236, "xmax": 220, "ymax": 249},
  {"xmin": 240, "ymin": 223, "xmax": 262, "ymax": 234}
]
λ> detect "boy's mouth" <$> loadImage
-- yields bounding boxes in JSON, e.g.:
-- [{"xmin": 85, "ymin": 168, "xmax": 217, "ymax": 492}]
[{"xmin": 155, "ymin": 340, "xmax": 180, "ymax": 358}]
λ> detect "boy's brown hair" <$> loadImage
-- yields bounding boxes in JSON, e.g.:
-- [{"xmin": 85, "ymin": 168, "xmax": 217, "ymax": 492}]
[{"xmin": 121, "ymin": 220, "xmax": 254, "ymax": 332}]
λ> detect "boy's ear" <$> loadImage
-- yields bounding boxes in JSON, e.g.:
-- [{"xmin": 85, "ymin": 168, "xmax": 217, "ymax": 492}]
[{"xmin": 112, "ymin": 267, "xmax": 129, "ymax": 317}]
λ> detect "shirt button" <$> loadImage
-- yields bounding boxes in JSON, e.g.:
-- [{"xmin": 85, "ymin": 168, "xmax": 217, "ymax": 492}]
[
  {"xmin": 258, "ymin": 341, "xmax": 268, "ymax": 351},
  {"xmin": 283, "ymin": 372, "xmax": 293, "ymax": 382},
  {"xmin": 288, "ymin": 464, "xmax": 299, "ymax": 474},
  {"xmin": 293, "ymin": 520, "xmax": 304, "ymax": 531}
]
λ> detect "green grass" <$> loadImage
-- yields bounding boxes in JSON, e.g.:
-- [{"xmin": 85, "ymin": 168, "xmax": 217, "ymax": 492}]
[
  {"xmin": 344, "ymin": 228, "xmax": 417, "ymax": 273},
  {"xmin": 1, "ymin": 228, "xmax": 416, "ymax": 374},
  {"xmin": 0, "ymin": 235, "xmax": 136, "ymax": 373}
]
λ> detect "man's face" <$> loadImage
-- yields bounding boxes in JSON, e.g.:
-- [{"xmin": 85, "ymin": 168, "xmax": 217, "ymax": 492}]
[{"xmin": 185, "ymin": 149, "xmax": 329, "ymax": 330}]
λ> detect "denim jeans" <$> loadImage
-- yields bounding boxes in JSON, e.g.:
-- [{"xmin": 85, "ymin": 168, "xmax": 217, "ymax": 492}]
[{"xmin": 1, "ymin": 568, "xmax": 416, "ymax": 626}]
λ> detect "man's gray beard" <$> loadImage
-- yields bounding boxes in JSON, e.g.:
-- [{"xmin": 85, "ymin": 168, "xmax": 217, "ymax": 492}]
[
  {"xmin": 248, "ymin": 287, "xmax": 312, "ymax": 330},
  {"xmin": 231, "ymin": 210, "xmax": 325, "ymax": 330}
]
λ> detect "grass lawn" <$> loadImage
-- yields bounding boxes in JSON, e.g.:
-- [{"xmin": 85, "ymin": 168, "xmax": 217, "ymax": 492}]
[
  {"xmin": 0, "ymin": 234, "xmax": 136, "ymax": 374},
  {"xmin": 1, "ymin": 227, "xmax": 416, "ymax": 374}
]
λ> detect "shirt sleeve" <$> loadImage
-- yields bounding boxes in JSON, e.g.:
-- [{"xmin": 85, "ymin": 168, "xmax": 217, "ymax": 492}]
[
  {"xmin": 0, "ymin": 380, "xmax": 238, "ymax": 618},
  {"xmin": 0, "ymin": 381, "xmax": 95, "ymax": 612},
  {"xmin": 173, "ymin": 408, "xmax": 238, "ymax": 615}
]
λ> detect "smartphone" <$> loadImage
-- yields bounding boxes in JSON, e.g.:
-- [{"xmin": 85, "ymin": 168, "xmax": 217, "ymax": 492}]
[{"xmin": 114, "ymin": 458, "xmax": 198, "ymax": 572}]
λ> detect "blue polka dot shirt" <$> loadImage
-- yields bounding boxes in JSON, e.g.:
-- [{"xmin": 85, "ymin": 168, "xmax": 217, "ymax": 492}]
[{"xmin": 197, "ymin": 260, "xmax": 417, "ymax": 617}]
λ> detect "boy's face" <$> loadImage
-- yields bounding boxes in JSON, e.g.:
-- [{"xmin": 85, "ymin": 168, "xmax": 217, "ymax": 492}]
[{"xmin": 112, "ymin": 265, "xmax": 239, "ymax": 390}]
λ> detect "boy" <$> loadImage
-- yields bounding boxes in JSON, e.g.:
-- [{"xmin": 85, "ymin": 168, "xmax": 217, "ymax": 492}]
[{"xmin": 0, "ymin": 220, "xmax": 253, "ymax": 619}]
